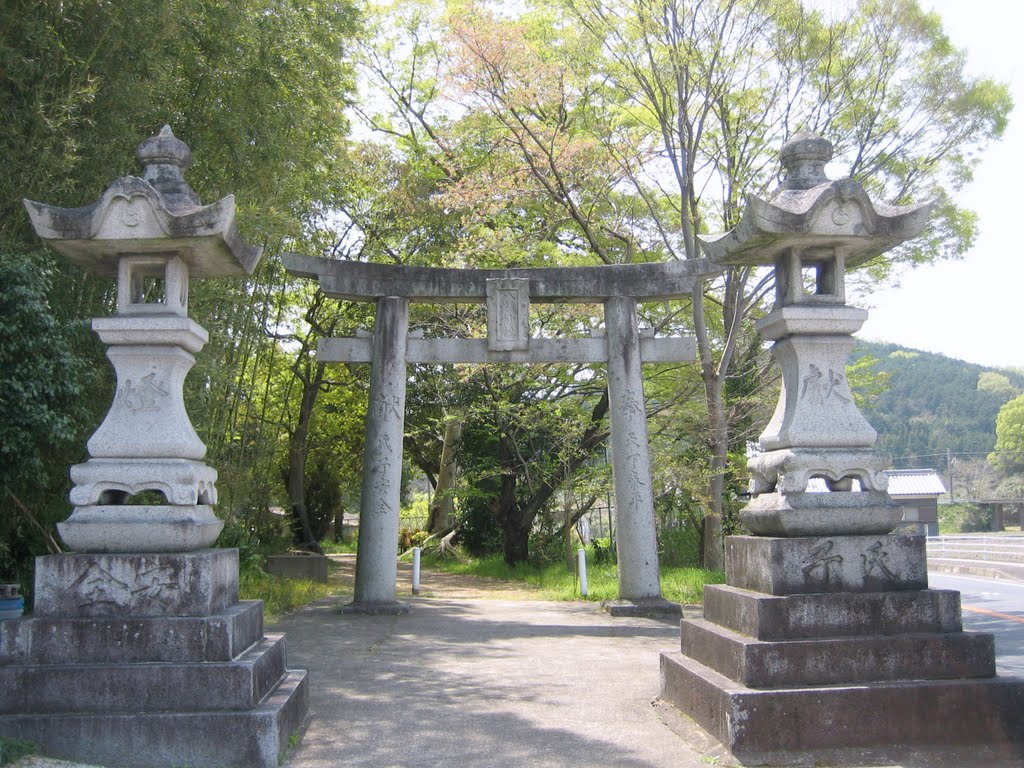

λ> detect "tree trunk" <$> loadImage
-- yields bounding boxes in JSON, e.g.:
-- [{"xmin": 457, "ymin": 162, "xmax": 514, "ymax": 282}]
[
  {"xmin": 285, "ymin": 359, "xmax": 325, "ymax": 554},
  {"xmin": 502, "ymin": 517, "xmax": 531, "ymax": 566},
  {"xmin": 702, "ymin": 373, "xmax": 727, "ymax": 570},
  {"xmin": 496, "ymin": 433, "xmax": 528, "ymax": 565},
  {"xmin": 427, "ymin": 417, "xmax": 462, "ymax": 533}
]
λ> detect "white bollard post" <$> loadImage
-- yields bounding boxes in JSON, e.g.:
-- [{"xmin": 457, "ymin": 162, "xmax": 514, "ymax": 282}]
[
  {"xmin": 412, "ymin": 547, "xmax": 421, "ymax": 595},
  {"xmin": 577, "ymin": 548, "xmax": 588, "ymax": 597}
]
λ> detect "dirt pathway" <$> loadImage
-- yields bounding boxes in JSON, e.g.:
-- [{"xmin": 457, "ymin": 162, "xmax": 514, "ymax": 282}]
[{"xmin": 325, "ymin": 553, "xmax": 544, "ymax": 600}]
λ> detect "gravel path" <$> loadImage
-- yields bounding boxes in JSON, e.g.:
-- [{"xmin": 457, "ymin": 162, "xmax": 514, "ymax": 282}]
[{"xmin": 326, "ymin": 552, "xmax": 547, "ymax": 601}]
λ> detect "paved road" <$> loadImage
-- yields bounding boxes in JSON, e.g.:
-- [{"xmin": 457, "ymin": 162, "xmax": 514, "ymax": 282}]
[{"xmin": 929, "ymin": 572, "xmax": 1024, "ymax": 677}]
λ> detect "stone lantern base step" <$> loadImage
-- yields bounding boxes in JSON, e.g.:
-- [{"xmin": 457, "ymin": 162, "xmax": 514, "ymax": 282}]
[
  {"xmin": 0, "ymin": 599, "xmax": 263, "ymax": 664},
  {"xmin": 659, "ymin": 533, "xmax": 1024, "ymax": 763},
  {"xmin": 660, "ymin": 651, "xmax": 1024, "ymax": 764},
  {"xmin": 0, "ymin": 549, "xmax": 308, "ymax": 768},
  {"xmin": 0, "ymin": 669, "xmax": 308, "ymax": 768},
  {"xmin": 59, "ymin": 504, "xmax": 224, "ymax": 552}
]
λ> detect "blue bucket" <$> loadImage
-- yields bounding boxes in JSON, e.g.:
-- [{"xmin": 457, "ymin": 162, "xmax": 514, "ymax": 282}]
[{"xmin": 0, "ymin": 596, "xmax": 24, "ymax": 620}]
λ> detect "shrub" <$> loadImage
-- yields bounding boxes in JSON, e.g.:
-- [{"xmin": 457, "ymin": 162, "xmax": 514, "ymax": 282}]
[
  {"xmin": 938, "ymin": 503, "xmax": 992, "ymax": 533},
  {"xmin": 658, "ymin": 524, "xmax": 701, "ymax": 567}
]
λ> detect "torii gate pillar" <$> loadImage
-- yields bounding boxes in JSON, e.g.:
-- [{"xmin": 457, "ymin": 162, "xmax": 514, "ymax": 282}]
[
  {"xmin": 603, "ymin": 296, "xmax": 663, "ymax": 611},
  {"xmin": 344, "ymin": 296, "xmax": 410, "ymax": 613}
]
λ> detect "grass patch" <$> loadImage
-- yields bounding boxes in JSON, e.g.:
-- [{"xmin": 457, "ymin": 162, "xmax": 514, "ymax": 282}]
[
  {"xmin": 423, "ymin": 551, "xmax": 723, "ymax": 604},
  {"xmin": 320, "ymin": 538, "xmax": 358, "ymax": 555},
  {"xmin": 239, "ymin": 567, "xmax": 336, "ymax": 623},
  {"xmin": 0, "ymin": 736, "xmax": 37, "ymax": 766}
]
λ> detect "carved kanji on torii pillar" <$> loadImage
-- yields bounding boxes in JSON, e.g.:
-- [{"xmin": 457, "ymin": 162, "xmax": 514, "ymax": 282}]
[{"xmin": 283, "ymin": 255, "xmax": 722, "ymax": 615}]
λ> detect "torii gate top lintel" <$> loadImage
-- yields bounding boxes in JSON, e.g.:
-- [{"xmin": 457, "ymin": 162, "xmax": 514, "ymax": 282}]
[{"xmin": 282, "ymin": 253, "xmax": 721, "ymax": 303}]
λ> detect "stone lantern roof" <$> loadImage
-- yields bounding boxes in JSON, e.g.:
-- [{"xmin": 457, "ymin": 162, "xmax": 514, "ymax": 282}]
[
  {"xmin": 700, "ymin": 132, "xmax": 933, "ymax": 269},
  {"xmin": 23, "ymin": 125, "xmax": 261, "ymax": 277}
]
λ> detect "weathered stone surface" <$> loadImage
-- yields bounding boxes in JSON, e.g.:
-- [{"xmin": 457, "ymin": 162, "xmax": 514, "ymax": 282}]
[
  {"xmin": 755, "ymin": 310, "xmax": 876, "ymax": 451},
  {"xmin": 660, "ymin": 651, "xmax": 1024, "ymax": 762},
  {"xmin": 58, "ymin": 504, "xmax": 223, "ymax": 553},
  {"xmin": 0, "ymin": 669, "xmax": 308, "ymax": 768},
  {"xmin": 87, "ymin": 340, "xmax": 206, "ymax": 461},
  {"xmin": 284, "ymin": 251, "xmax": 716, "ymax": 303},
  {"xmin": 726, "ymin": 534, "xmax": 927, "ymax": 595},
  {"xmin": 34, "ymin": 549, "xmax": 239, "ymax": 618},
  {"xmin": 23, "ymin": 126, "xmax": 261, "ymax": 278},
  {"xmin": 699, "ymin": 134, "xmax": 934, "ymax": 271},
  {"xmin": 0, "ymin": 634, "xmax": 285, "ymax": 714},
  {"xmin": 0, "ymin": 600, "xmax": 262, "ymax": 664},
  {"xmin": 318, "ymin": 334, "xmax": 696, "ymax": 364},
  {"xmin": 352, "ymin": 296, "xmax": 409, "ymax": 610},
  {"xmin": 264, "ymin": 554, "xmax": 329, "ymax": 583},
  {"xmin": 70, "ymin": 459, "xmax": 218, "ymax": 507},
  {"xmin": 601, "ymin": 597, "xmax": 682, "ymax": 617},
  {"xmin": 486, "ymin": 277, "xmax": 530, "ymax": 351},
  {"xmin": 702, "ymin": 584, "xmax": 963, "ymax": 640},
  {"xmin": 606, "ymin": 296, "xmax": 662, "ymax": 601},
  {"xmin": 680, "ymin": 618, "xmax": 994, "ymax": 688},
  {"xmin": 747, "ymin": 447, "xmax": 891, "ymax": 496},
  {"xmin": 738, "ymin": 489, "xmax": 902, "ymax": 537}
]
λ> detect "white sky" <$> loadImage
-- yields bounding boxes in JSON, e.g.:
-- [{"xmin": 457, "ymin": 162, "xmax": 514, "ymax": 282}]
[{"xmin": 854, "ymin": 0, "xmax": 1024, "ymax": 370}]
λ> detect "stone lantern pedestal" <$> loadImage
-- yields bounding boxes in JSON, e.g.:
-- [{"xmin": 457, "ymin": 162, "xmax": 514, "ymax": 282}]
[
  {"xmin": 659, "ymin": 134, "xmax": 1024, "ymax": 763},
  {"xmin": 0, "ymin": 127, "xmax": 308, "ymax": 768}
]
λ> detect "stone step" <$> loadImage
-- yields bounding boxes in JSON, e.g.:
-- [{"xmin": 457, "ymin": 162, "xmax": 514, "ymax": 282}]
[
  {"xmin": 33, "ymin": 549, "xmax": 239, "ymax": 619},
  {"xmin": 726, "ymin": 534, "xmax": 927, "ymax": 595},
  {"xmin": 702, "ymin": 584, "xmax": 963, "ymax": 640},
  {"xmin": 0, "ymin": 600, "xmax": 263, "ymax": 664},
  {"xmin": 0, "ymin": 633, "xmax": 287, "ymax": 715},
  {"xmin": 0, "ymin": 668, "xmax": 308, "ymax": 768},
  {"xmin": 660, "ymin": 650, "xmax": 1024, "ymax": 763},
  {"xmin": 681, "ymin": 618, "xmax": 995, "ymax": 688}
]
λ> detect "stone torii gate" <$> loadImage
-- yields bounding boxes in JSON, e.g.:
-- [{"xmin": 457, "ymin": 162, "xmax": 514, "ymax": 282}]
[{"xmin": 283, "ymin": 255, "xmax": 720, "ymax": 615}]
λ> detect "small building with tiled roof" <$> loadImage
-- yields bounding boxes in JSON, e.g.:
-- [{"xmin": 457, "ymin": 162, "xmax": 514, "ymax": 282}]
[{"xmin": 885, "ymin": 469, "xmax": 946, "ymax": 536}]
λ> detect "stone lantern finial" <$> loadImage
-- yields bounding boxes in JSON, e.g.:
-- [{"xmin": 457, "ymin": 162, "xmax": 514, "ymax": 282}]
[
  {"xmin": 777, "ymin": 131, "xmax": 833, "ymax": 191},
  {"xmin": 135, "ymin": 125, "xmax": 200, "ymax": 210}
]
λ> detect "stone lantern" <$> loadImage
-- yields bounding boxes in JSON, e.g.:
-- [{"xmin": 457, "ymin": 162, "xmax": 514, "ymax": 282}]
[
  {"xmin": 24, "ymin": 125, "xmax": 260, "ymax": 552},
  {"xmin": 3, "ymin": 128, "xmax": 307, "ymax": 768},
  {"xmin": 660, "ymin": 133, "xmax": 1024, "ymax": 761},
  {"xmin": 701, "ymin": 131, "xmax": 932, "ymax": 536}
]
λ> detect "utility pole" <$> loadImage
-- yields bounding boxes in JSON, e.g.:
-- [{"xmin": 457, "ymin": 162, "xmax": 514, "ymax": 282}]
[{"xmin": 947, "ymin": 449, "xmax": 955, "ymax": 503}]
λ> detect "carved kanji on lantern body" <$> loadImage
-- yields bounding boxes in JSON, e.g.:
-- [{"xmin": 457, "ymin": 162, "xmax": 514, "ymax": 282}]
[
  {"xmin": 702, "ymin": 133, "xmax": 932, "ymax": 536},
  {"xmin": 25, "ymin": 126, "xmax": 261, "ymax": 553}
]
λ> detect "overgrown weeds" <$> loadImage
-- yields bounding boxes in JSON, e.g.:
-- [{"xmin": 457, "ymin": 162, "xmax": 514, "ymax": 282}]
[
  {"xmin": 0, "ymin": 736, "xmax": 37, "ymax": 766},
  {"xmin": 422, "ymin": 549, "xmax": 723, "ymax": 604},
  {"xmin": 238, "ymin": 567, "xmax": 336, "ymax": 624}
]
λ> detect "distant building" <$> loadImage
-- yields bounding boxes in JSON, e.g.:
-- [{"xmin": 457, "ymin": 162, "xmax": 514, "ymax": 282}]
[
  {"xmin": 885, "ymin": 469, "xmax": 946, "ymax": 536},
  {"xmin": 807, "ymin": 468, "xmax": 946, "ymax": 536}
]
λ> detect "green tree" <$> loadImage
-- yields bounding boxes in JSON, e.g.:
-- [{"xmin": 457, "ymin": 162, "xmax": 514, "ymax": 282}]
[
  {"xmin": 990, "ymin": 394, "xmax": 1024, "ymax": 473},
  {"xmin": 0, "ymin": 251, "xmax": 93, "ymax": 592},
  {"xmin": 441, "ymin": 0, "xmax": 1010, "ymax": 565},
  {"xmin": 1, "ymin": 0, "xmax": 361, "ymax": 583},
  {"xmin": 977, "ymin": 371, "xmax": 1020, "ymax": 399}
]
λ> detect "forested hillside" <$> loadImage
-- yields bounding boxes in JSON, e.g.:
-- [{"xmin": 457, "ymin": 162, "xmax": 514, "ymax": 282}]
[{"xmin": 853, "ymin": 342, "xmax": 1024, "ymax": 468}]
